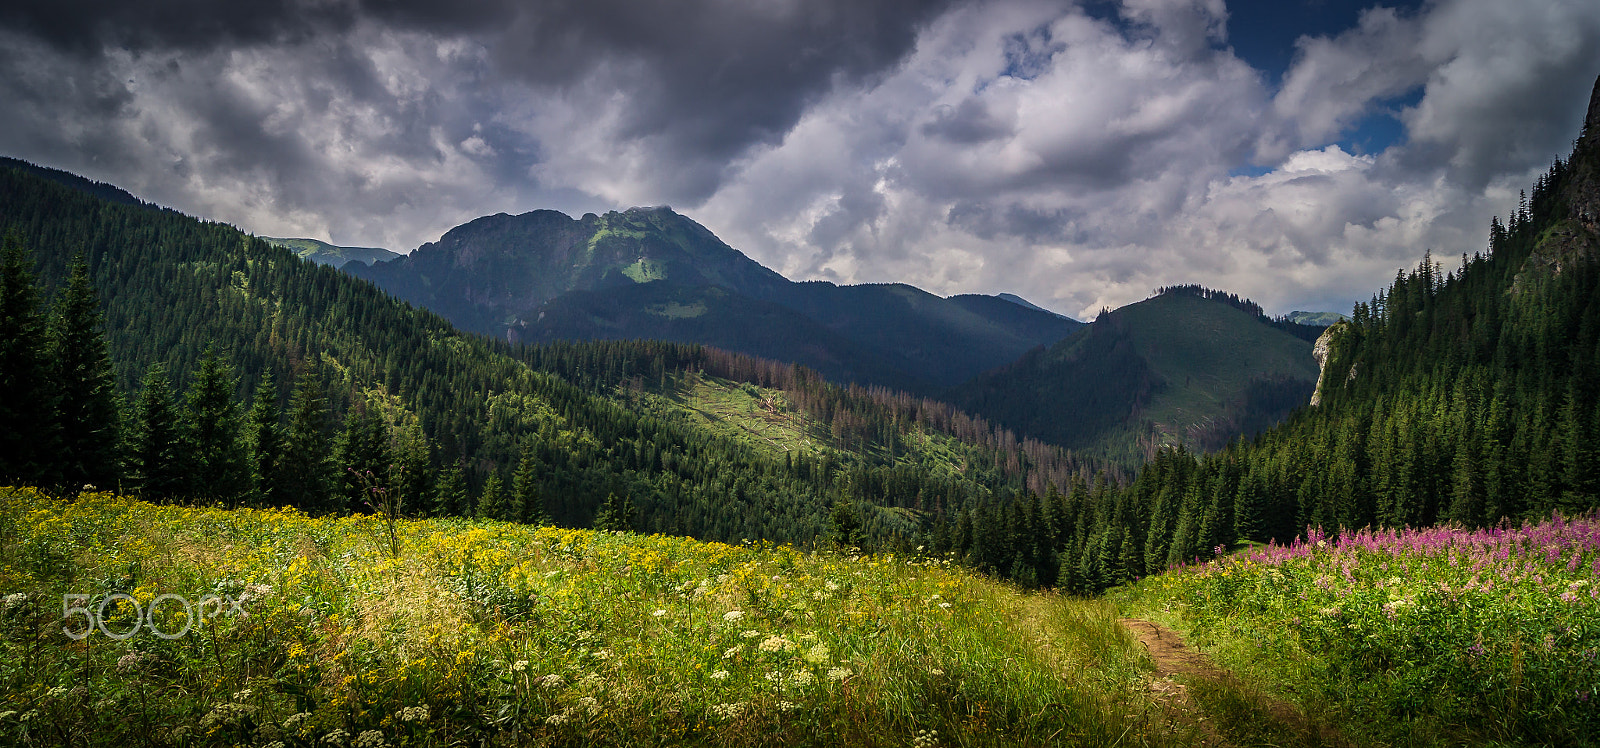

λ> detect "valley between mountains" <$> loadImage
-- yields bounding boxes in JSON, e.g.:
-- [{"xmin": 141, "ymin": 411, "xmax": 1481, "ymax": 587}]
[{"xmin": 2, "ymin": 74, "xmax": 1600, "ymax": 748}]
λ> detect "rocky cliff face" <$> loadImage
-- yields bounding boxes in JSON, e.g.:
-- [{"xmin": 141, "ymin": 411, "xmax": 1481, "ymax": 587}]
[
  {"xmin": 1309, "ymin": 324, "xmax": 1336, "ymax": 407},
  {"xmin": 1570, "ymin": 74, "xmax": 1600, "ymax": 237},
  {"xmin": 1512, "ymin": 74, "xmax": 1600, "ymax": 296}
]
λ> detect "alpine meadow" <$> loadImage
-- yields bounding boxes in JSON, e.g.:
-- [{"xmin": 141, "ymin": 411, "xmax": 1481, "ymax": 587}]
[{"xmin": 2, "ymin": 8, "xmax": 1600, "ymax": 747}]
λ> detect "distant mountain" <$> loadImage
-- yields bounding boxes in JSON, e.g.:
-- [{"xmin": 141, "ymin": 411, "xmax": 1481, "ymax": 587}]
[
  {"xmin": 349, "ymin": 206, "xmax": 1081, "ymax": 392},
  {"xmin": 1283, "ymin": 310, "xmax": 1348, "ymax": 326},
  {"xmin": 993, "ymin": 292, "xmax": 1075, "ymax": 320},
  {"xmin": 262, "ymin": 237, "xmax": 400, "ymax": 267},
  {"xmin": 950, "ymin": 287, "xmax": 1320, "ymax": 465}
]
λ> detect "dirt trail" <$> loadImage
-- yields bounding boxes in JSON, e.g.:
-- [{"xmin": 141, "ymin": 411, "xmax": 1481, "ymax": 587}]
[{"xmin": 1119, "ymin": 618, "xmax": 1350, "ymax": 748}]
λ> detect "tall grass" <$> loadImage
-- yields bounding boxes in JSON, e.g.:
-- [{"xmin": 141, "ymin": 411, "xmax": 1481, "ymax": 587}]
[
  {"xmin": 1113, "ymin": 513, "xmax": 1600, "ymax": 746},
  {"xmin": 0, "ymin": 487, "xmax": 1184, "ymax": 747}
]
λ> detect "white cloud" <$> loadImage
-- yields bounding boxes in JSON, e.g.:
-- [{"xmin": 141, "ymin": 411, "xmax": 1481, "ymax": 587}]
[
  {"xmin": 1, "ymin": 0, "xmax": 1596, "ymax": 321},
  {"xmin": 693, "ymin": 0, "xmax": 1600, "ymax": 318}
]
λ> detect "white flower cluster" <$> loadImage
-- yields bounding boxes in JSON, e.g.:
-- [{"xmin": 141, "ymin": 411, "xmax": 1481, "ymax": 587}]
[
  {"xmin": 397, "ymin": 705, "xmax": 429, "ymax": 722},
  {"xmin": 545, "ymin": 713, "xmax": 570, "ymax": 726},
  {"xmin": 282, "ymin": 712, "xmax": 312, "ymax": 733},
  {"xmin": 826, "ymin": 667, "xmax": 853, "ymax": 682},
  {"xmin": 539, "ymin": 674, "xmax": 566, "ymax": 689},
  {"xmin": 723, "ymin": 610, "xmax": 744, "ymax": 622},
  {"xmin": 240, "ymin": 583, "xmax": 273, "ymax": 604},
  {"xmin": 201, "ymin": 702, "xmax": 257, "ymax": 729},
  {"xmin": 710, "ymin": 670, "xmax": 730, "ymax": 680},
  {"xmin": 758, "ymin": 635, "xmax": 792, "ymax": 653},
  {"xmin": 2, "ymin": 592, "xmax": 25, "ymax": 609},
  {"xmin": 320, "ymin": 728, "xmax": 349, "ymax": 746},
  {"xmin": 711, "ymin": 702, "xmax": 746, "ymax": 720},
  {"xmin": 510, "ymin": 660, "xmax": 529, "ymax": 673},
  {"xmin": 723, "ymin": 644, "xmax": 744, "ymax": 659},
  {"xmin": 352, "ymin": 730, "xmax": 386, "ymax": 748},
  {"xmin": 913, "ymin": 728, "xmax": 940, "ymax": 748},
  {"xmin": 803, "ymin": 643, "xmax": 830, "ymax": 665}
]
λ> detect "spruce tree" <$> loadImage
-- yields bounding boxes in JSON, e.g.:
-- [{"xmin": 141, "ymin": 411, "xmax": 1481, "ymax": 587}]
[
  {"xmin": 279, "ymin": 367, "xmax": 333, "ymax": 512},
  {"xmin": 334, "ymin": 404, "xmax": 391, "ymax": 513},
  {"xmin": 594, "ymin": 492, "xmax": 636, "ymax": 533},
  {"xmin": 432, "ymin": 460, "xmax": 467, "ymax": 517},
  {"xmin": 478, "ymin": 472, "xmax": 505, "ymax": 520},
  {"xmin": 131, "ymin": 363, "xmax": 190, "ymax": 503},
  {"xmin": 245, "ymin": 374, "xmax": 284, "ymax": 507},
  {"xmin": 46, "ymin": 257, "xmax": 120, "ymax": 492},
  {"xmin": 186, "ymin": 345, "xmax": 250, "ymax": 506},
  {"xmin": 0, "ymin": 233, "xmax": 57, "ymax": 486},
  {"xmin": 391, "ymin": 417, "xmax": 431, "ymax": 518},
  {"xmin": 512, "ymin": 440, "xmax": 544, "ymax": 525}
]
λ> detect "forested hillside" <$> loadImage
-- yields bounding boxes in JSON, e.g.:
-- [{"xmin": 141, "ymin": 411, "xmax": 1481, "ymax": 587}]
[
  {"xmin": 0, "ymin": 162, "xmax": 1108, "ymax": 582},
  {"xmin": 953, "ymin": 286, "xmax": 1323, "ymax": 465},
  {"xmin": 1041, "ymin": 75, "xmax": 1600, "ymax": 590}
]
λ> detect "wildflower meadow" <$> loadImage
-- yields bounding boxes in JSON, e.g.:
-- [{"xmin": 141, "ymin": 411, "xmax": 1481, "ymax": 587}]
[
  {"xmin": 0, "ymin": 487, "xmax": 1198, "ymax": 747},
  {"xmin": 1114, "ymin": 512, "xmax": 1600, "ymax": 745}
]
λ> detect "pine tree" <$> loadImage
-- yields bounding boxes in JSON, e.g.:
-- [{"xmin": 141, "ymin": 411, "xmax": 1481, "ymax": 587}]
[
  {"xmin": 334, "ymin": 403, "xmax": 391, "ymax": 514},
  {"xmin": 478, "ymin": 472, "xmax": 505, "ymax": 520},
  {"xmin": 0, "ymin": 233, "xmax": 57, "ymax": 486},
  {"xmin": 432, "ymin": 459, "xmax": 468, "ymax": 517},
  {"xmin": 387, "ymin": 414, "xmax": 431, "ymax": 518},
  {"xmin": 131, "ymin": 363, "xmax": 190, "ymax": 502},
  {"xmin": 186, "ymin": 345, "xmax": 250, "ymax": 506},
  {"xmin": 828, "ymin": 500, "xmax": 862, "ymax": 547},
  {"xmin": 594, "ymin": 492, "xmax": 636, "ymax": 533},
  {"xmin": 46, "ymin": 256, "xmax": 121, "ymax": 492},
  {"xmin": 512, "ymin": 440, "xmax": 544, "ymax": 525},
  {"xmin": 245, "ymin": 374, "xmax": 284, "ymax": 507},
  {"xmin": 279, "ymin": 367, "xmax": 333, "ymax": 512}
]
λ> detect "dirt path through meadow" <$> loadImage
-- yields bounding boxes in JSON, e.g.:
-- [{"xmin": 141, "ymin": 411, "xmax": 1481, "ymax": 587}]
[{"xmin": 1119, "ymin": 618, "xmax": 1351, "ymax": 748}]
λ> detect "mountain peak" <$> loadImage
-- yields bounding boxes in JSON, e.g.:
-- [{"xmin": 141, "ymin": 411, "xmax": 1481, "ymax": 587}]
[{"xmin": 1586, "ymin": 73, "xmax": 1600, "ymax": 147}]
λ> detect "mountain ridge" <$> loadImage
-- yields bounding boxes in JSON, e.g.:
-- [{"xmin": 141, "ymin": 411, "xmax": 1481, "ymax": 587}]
[
  {"xmin": 262, "ymin": 237, "xmax": 400, "ymax": 268},
  {"xmin": 349, "ymin": 205, "xmax": 1082, "ymax": 392}
]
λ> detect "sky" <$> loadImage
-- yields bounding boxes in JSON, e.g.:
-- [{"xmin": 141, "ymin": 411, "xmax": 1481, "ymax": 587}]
[{"xmin": 2, "ymin": 0, "xmax": 1598, "ymax": 319}]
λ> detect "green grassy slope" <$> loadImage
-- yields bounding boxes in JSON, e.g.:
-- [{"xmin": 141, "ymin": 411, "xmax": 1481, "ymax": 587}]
[
  {"xmin": 262, "ymin": 237, "xmax": 400, "ymax": 267},
  {"xmin": 0, "ymin": 486, "xmax": 1323, "ymax": 747}
]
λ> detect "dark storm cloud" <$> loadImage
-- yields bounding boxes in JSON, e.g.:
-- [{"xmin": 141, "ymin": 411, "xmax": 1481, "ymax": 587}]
[
  {"xmin": 482, "ymin": 0, "xmax": 956, "ymax": 201},
  {"xmin": 4, "ymin": 0, "xmax": 1599, "ymax": 322},
  {"xmin": 3, "ymin": 0, "xmax": 955, "ymax": 206},
  {"xmin": 0, "ymin": 0, "xmax": 361, "ymax": 55}
]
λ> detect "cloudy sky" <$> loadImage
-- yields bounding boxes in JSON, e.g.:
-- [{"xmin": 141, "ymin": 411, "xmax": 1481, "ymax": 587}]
[{"xmin": 3, "ymin": 0, "xmax": 1598, "ymax": 318}]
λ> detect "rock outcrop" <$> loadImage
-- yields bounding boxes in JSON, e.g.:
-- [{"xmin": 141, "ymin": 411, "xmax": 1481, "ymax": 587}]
[{"xmin": 1309, "ymin": 323, "xmax": 1343, "ymax": 407}]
